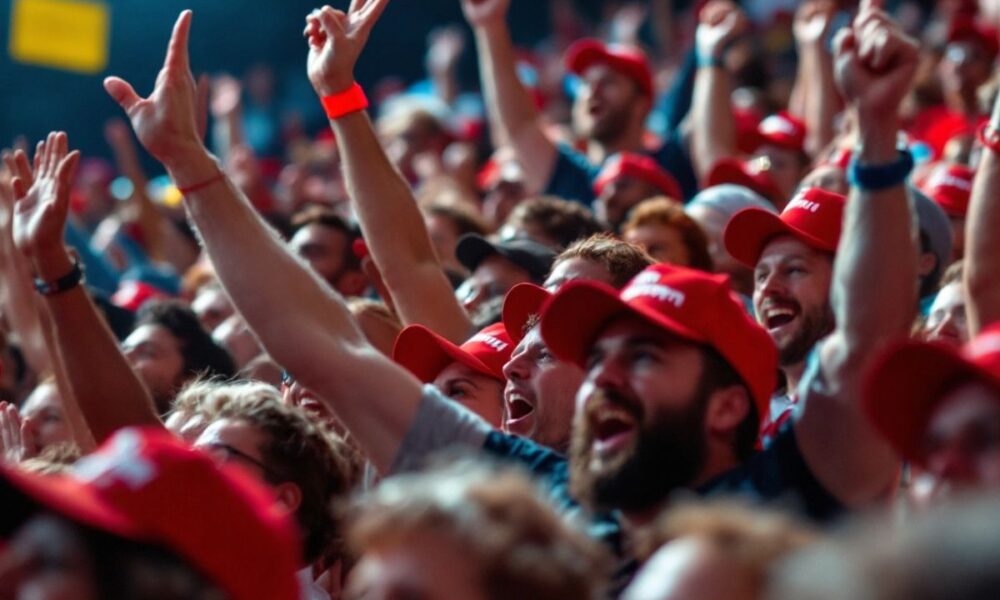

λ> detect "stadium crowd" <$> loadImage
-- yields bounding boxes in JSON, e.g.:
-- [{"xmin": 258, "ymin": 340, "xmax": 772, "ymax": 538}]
[{"xmin": 3, "ymin": 0, "xmax": 1000, "ymax": 597}]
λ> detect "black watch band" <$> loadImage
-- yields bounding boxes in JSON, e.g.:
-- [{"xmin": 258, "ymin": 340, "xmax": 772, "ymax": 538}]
[{"xmin": 34, "ymin": 258, "xmax": 85, "ymax": 296}]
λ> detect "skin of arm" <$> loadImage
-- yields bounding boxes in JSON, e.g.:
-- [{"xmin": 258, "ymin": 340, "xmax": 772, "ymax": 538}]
[
  {"xmin": 964, "ymin": 88, "xmax": 1000, "ymax": 335},
  {"xmin": 105, "ymin": 7, "xmax": 425, "ymax": 473},
  {"xmin": 463, "ymin": 0, "xmax": 559, "ymax": 193},
  {"xmin": 689, "ymin": 0, "xmax": 746, "ymax": 181},
  {"xmin": 8, "ymin": 133, "xmax": 160, "ymax": 445},
  {"xmin": 794, "ymin": 1, "xmax": 920, "ymax": 506}
]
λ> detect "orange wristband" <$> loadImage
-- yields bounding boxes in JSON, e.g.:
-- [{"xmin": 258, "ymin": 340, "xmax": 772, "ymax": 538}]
[{"xmin": 321, "ymin": 83, "xmax": 369, "ymax": 120}]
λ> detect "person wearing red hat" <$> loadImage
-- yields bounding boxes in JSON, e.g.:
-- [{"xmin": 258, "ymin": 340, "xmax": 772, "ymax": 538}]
[
  {"xmin": 458, "ymin": 0, "xmax": 699, "ymax": 208},
  {"xmin": 393, "ymin": 323, "xmax": 513, "ymax": 427},
  {"xmin": 919, "ymin": 162, "xmax": 975, "ymax": 262},
  {"xmin": 0, "ymin": 427, "xmax": 301, "ymax": 600},
  {"xmin": 723, "ymin": 187, "xmax": 844, "ymax": 445},
  {"xmin": 592, "ymin": 152, "xmax": 684, "ymax": 231}
]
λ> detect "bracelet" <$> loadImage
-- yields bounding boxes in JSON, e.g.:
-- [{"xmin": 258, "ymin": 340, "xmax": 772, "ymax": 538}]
[
  {"xmin": 177, "ymin": 171, "xmax": 226, "ymax": 195},
  {"xmin": 320, "ymin": 83, "xmax": 369, "ymax": 120},
  {"xmin": 696, "ymin": 51, "xmax": 725, "ymax": 70},
  {"xmin": 34, "ymin": 257, "xmax": 85, "ymax": 296},
  {"xmin": 847, "ymin": 148, "xmax": 914, "ymax": 191},
  {"xmin": 978, "ymin": 122, "xmax": 1000, "ymax": 154}
]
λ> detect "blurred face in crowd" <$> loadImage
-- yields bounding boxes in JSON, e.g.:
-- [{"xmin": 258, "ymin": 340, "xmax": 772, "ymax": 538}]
[
  {"xmin": 195, "ymin": 418, "xmax": 273, "ymax": 483},
  {"xmin": 625, "ymin": 224, "xmax": 690, "ymax": 267},
  {"xmin": 570, "ymin": 316, "xmax": 724, "ymax": 514},
  {"xmin": 596, "ymin": 176, "xmax": 658, "ymax": 231},
  {"xmin": 425, "ymin": 213, "xmax": 466, "ymax": 273},
  {"xmin": 573, "ymin": 64, "xmax": 649, "ymax": 146},
  {"xmin": 545, "ymin": 256, "xmax": 617, "ymax": 291},
  {"xmin": 433, "ymin": 363, "xmax": 505, "ymax": 428},
  {"xmin": 290, "ymin": 224, "xmax": 364, "ymax": 296},
  {"xmin": 939, "ymin": 40, "xmax": 992, "ymax": 102},
  {"xmin": 456, "ymin": 256, "xmax": 533, "ymax": 316},
  {"xmin": 502, "ymin": 326, "xmax": 583, "ymax": 453},
  {"xmin": 922, "ymin": 382, "xmax": 1000, "ymax": 491},
  {"xmin": 923, "ymin": 282, "xmax": 968, "ymax": 347},
  {"xmin": 0, "ymin": 515, "xmax": 99, "ymax": 600},
  {"xmin": 122, "ymin": 324, "xmax": 186, "ymax": 407},
  {"xmin": 191, "ymin": 287, "xmax": 235, "ymax": 334},
  {"xmin": 753, "ymin": 236, "xmax": 835, "ymax": 368},
  {"xmin": 345, "ymin": 530, "xmax": 489, "ymax": 600},
  {"xmin": 623, "ymin": 537, "xmax": 757, "ymax": 600},
  {"xmin": 753, "ymin": 145, "xmax": 806, "ymax": 208},
  {"xmin": 685, "ymin": 204, "xmax": 754, "ymax": 297},
  {"xmin": 21, "ymin": 382, "xmax": 71, "ymax": 453},
  {"xmin": 380, "ymin": 113, "xmax": 449, "ymax": 185}
]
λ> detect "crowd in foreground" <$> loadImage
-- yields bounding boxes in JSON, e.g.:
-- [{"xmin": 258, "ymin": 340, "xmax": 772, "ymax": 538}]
[{"xmin": 2, "ymin": 0, "xmax": 1000, "ymax": 598}]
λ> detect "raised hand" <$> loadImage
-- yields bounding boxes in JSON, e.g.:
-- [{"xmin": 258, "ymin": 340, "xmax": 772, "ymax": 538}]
[
  {"xmin": 104, "ymin": 11, "xmax": 203, "ymax": 166},
  {"xmin": 304, "ymin": 1, "xmax": 391, "ymax": 97},
  {"xmin": 426, "ymin": 26, "xmax": 466, "ymax": 74},
  {"xmin": 794, "ymin": 0, "xmax": 836, "ymax": 48},
  {"xmin": 833, "ymin": 0, "xmax": 918, "ymax": 120},
  {"xmin": 7, "ymin": 133, "xmax": 80, "ymax": 272},
  {"xmin": 211, "ymin": 75, "xmax": 243, "ymax": 119},
  {"xmin": 0, "ymin": 402, "xmax": 38, "ymax": 464},
  {"xmin": 696, "ymin": 0, "xmax": 750, "ymax": 62},
  {"xmin": 460, "ymin": 0, "xmax": 510, "ymax": 28}
]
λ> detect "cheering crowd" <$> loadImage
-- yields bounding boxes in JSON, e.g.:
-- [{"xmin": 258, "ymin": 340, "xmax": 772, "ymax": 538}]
[{"xmin": 2, "ymin": 0, "xmax": 1000, "ymax": 597}]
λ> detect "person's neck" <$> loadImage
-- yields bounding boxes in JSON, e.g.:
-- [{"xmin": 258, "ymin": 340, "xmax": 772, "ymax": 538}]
[
  {"xmin": 586, "ymin": 128, "xmax": 644, "ymax": 164},
  {"xmin": 782, "ymin": 361, "xmax": 807, "ymax": 396}
]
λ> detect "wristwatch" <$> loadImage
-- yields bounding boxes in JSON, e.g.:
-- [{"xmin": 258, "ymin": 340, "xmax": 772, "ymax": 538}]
[{"xmin": 34, "ymin": 258, "xmax": 85, "ymax": 296}]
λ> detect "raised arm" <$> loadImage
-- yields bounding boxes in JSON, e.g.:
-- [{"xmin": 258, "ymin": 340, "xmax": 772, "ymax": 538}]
[
  {"xmin": 104, "ymin": 9, "xmax": 422, "ymax": 473},
  {"xmin": 789, "ymin": 0, "xmax": 840, "ymax": 158},
  {"xmin": 305, "ymin": 7, "xmax": 471, "ymax": 343},
  {"xmin": 8, "ymin": 133, "xmax": 161, "ymax": 443},
  {"xmin": 964, "ymin": 82, "xmax": 1000, "ymax": 335},
  {"xmin": 689, "ymin": 0, "xmax": 747, "ymax": 180},
  {"xmin": 796, "ymin": 2, "xmax": 920, "ymax": 505},
  {"xmin": 462, "ymin": 0, "xmax": 558, "ymax": 193}
]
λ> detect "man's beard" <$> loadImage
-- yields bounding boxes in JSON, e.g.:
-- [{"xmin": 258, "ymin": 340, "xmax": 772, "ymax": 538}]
[
  {"xmin": 569, "ymin": 386, "xmax": 710, "ymax": 515},
  {"xmin": 777, "ymin": 302, "xmax": 835, "ymax": 367},
  {"xmin": 580, "ymin": 104, "xmax": 634, "ymax": 146}
]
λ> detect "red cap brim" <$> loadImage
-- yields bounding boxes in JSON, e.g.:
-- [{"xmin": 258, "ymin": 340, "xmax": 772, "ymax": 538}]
[
  {"xmin": 707, "ymin": 160, "xmax": 784, "ymax": 205},
  {"xmin": 723, "ymin": 207, "xmax": 836, "ymax": 268},
  {"xmin": 392, "ymin": 325, "xmax": 500, "ymax": 383},
  {"xmin": 540, "ymin": 280, "xmax": 707, "ymax": 368},
  {"xmin": 863, "ymin": 342, "xmax": 1000, "ymax": 466},
  {"xmin": 502, "ymin": 283, "xmax": 552, "ymax": 343}
]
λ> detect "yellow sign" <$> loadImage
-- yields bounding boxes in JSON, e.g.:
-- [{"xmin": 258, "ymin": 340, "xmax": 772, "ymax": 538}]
[{"xmin": 9, "ymin": 0, "xmax": 110, "ymax": 73}]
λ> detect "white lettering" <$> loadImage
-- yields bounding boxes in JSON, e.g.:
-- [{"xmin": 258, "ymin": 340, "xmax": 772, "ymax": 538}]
[
  {"xmin": 622, "ymin": 283, "xmax": 686, "ymax": 307},
  {"xmin": 470, "ymin": 334, "xmax": 508, "ymax": 352}
]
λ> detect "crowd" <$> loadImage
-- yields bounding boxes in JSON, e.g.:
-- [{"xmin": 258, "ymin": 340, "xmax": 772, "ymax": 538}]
[{"xmin": 2, "ymin": 0, "xmax": 1000, "ymax": 597}]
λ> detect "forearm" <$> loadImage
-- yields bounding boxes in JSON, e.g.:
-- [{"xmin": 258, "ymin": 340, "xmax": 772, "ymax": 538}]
[
  {"xmin": 0, "ymin": 237, "xmax": 51, "ymax": 377},
  {"xmin": 803, "ymin": 47, "xmax": 839, "ymax": 158},
  {"xmin": 474, "ymin": 23, "xmax": 556, "ymax": 192},
  {"xmin": 172, "ymin": 146, "xmax": 420, "ymax": 471},
  {"xmin": 690, "ymin": 64, "xmax": 736, "ymax": 180},
  {"xmin": 331, "ymin": 112, "xmax": 472, "ymax": 343},
  {"xmin": 34, "ymin": 251, "xmax": 160, "ymax": 442},
  {"xmin": 964, "ymin": 109, "xmax": 1000, "ymax": 335},
  {"xmin": 834, "ymin": 117, "xmax": 918, "ymax": 358}
]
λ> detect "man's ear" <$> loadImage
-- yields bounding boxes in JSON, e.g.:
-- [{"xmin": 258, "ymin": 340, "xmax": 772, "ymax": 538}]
[
  {"xmin": 705, "ymin": 385, "xmax": 752, "ymax": 438},
  {"xmin": 273, "ymin": 481, "xmax": 303, "ymax": 514},
  {"xmin": 336, "ymin": 269, "xmax": 370, "ymax": 298}
]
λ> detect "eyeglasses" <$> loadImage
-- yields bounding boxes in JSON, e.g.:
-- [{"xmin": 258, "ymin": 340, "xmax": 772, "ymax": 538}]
[{"xmin": 204, "ymin": 442, "xmax": 276, "ymax": 480}]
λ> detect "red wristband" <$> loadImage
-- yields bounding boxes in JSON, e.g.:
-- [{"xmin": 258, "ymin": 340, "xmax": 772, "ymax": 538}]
[
  {"xmin": 321, "ymin": 83, "xmax": 369, "ymax": 120},
  {"xmin": 177, "ymin": 171, "xmax": 226, "ymax": 195},
  {"xmin": 978, "ymin": 122, "xmax": 1000, "ymax": 154}
]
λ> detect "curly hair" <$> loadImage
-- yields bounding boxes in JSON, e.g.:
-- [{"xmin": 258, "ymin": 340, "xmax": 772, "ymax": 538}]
[
  {"xmin": 553, "ymin": 233, "xmax": 654, "ymax": 289},
  {"xmin": 622, "ymin": 197, "xmax": 714, "ymax": 272},
  {"xmin": 347, "ymin": 460, "xmax": 610, "ymax": 600}
]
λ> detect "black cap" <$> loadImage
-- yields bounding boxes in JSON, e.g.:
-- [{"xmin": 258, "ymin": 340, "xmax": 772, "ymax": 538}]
[{"xmin": 455, "ymin": 234, "xmax": 557, "ymax": 283}]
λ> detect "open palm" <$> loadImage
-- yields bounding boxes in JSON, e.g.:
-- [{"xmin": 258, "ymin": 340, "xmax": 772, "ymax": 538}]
[
  {"xmin": 8, "ymin": 132, "xmax": 79, "ymax": 259},
  {"xmin": 460, "ymin": 0, "xmax": 510, "ymax": 27}
]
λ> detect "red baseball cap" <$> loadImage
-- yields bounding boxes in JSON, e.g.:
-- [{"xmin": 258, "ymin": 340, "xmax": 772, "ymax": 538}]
[
  {"xmin": 749, "ymin": 112, "xmax": 807, "ymax": 154},
  {"xmin": 111, "ymin": 280, "xmax": 169, "ymax": 312},
  {"xmin": 0, "ymin": 427, "xmax": 300, "ymax": 600},
  {"xmin": 863, "ymin": 323, "xmax": 1000, "ymax": 465},
  {"xmin": 502, "ymin": 282, "xmax": 553, "ymax": 343},
  {"xmin": 723, "ymin": 187, "xmax": 846, "ymax": 268},
  {"xmin": 947, "ymin": 16, "xmax": 1000, "ymax": 61},
  {"xmin": 706, "ymin": 157, "xmax": 785, "ymax": 206},
  {"xmin": 919, "ymin": 163, "xmax": 976, "ymax": 218},
  {"xmin": 565, "ymin": 38, "xmax": 654, "ymax": 97},
  {"xmin": 393, "ymin": 322, "xmax": 514, "ymax": 383},
  {"xmin": 593, "ymin": 153, "xmax": 683, "ymax": 200},
  {"xmin": 539, "ymin": 264, "xmax": 777, "ymax": 414}
]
